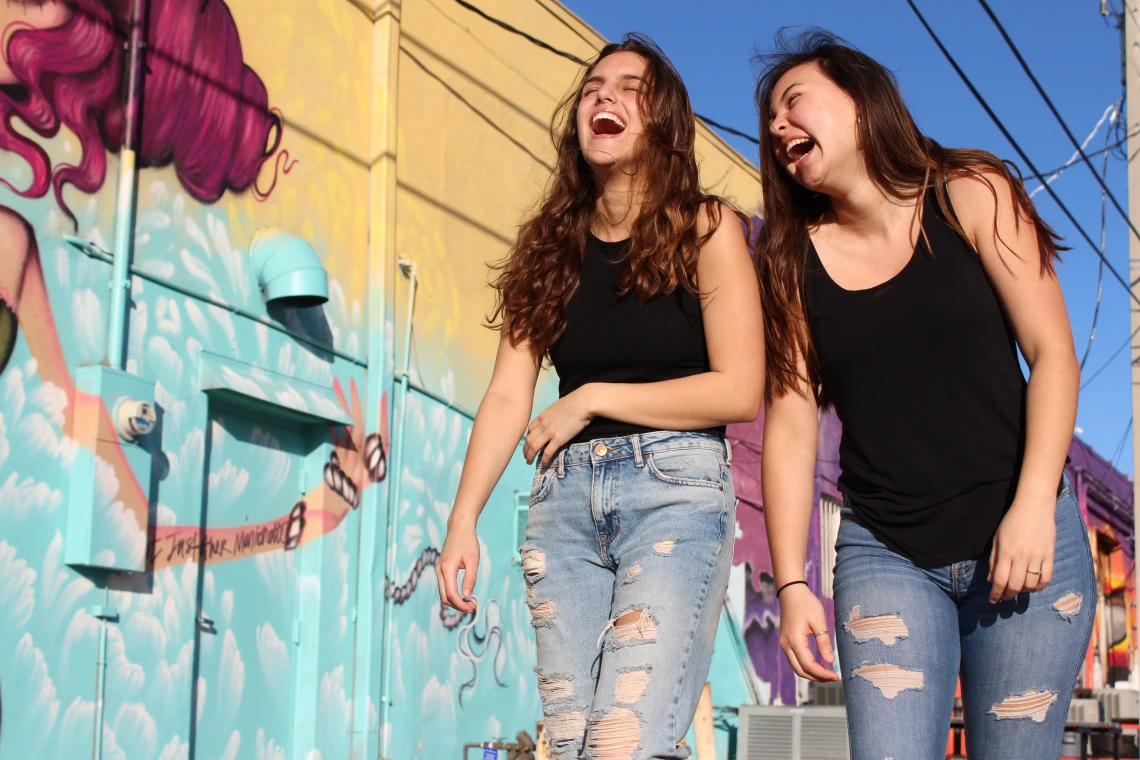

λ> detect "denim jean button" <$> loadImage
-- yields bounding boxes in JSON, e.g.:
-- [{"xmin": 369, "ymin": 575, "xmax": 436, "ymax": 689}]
[{"xmin": 594, "ymin": 444, "xmax": 609, "ymax": 457}]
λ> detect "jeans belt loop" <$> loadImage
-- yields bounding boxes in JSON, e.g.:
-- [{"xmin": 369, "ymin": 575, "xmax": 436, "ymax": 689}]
[
  {"xmin": 557, "ymin": 448, "xmax": 566, "ymax": 479},
  {"xmin": 726, "ymin": 438, "xmax": 733, "ymax": 467},
  {"xmin": 632, "ymin": 434, "xmax": 644, "ymax": 468}
]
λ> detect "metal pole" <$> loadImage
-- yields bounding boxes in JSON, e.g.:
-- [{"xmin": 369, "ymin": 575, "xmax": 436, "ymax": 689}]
[
  {"xmin": 91, "ymin": 602, "xmax": 117, "ymax": 760},
  {"xmin": 105, "ymin": 0, "xmax": 147, "ymax": 369},
  {"xmin": 379, "ymin": 260, "xmax": 418, "ymax": 759},
  {"xmin": 1124, "ymin": 0, "xmax": 1140, "ymax": 689},
  {"xmin": 92, "ymin": 620, "xmax": 107, "ymax": 760}
]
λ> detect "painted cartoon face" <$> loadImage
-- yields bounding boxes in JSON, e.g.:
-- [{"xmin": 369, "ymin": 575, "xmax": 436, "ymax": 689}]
[
  {"xmin": 575, "ymin": 51, "xmax": 648, "ymax": 172},
  {"xmin": 0, "ymin": 0, "xmax": 73, "ymax": 84},
  {"xmin": 768, "ymin": 61, "xmax": 861, "ymax": 193}
]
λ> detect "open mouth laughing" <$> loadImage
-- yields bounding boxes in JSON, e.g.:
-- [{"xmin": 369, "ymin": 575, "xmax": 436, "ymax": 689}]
[
  {"xmin": 785, "ymin": 136, "xmax": 816, "ymax": 165},
  {"xmin": 591, "ymin": 110, "xmax": 627, "ymax": 136}
]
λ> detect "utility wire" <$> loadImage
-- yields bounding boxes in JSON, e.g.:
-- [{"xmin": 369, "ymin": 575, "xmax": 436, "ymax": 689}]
[
  {"xmin": 1033, "ymin": 126, "xmax": 1140, "ymax": 182},
  {"xmin": 977, "ymin": 0, "xmax": 1140, "ymax": 254},
  {"xmin": 449, "ymin": 0, "xmax": 760, "ymax": 146},
  {"xmin": 695, "ymin": 114, "xmax": 763, "ymax": 144},
  {"xmin": 452, "ymin": 0, "xmax": 584, "ymax": 65},
  {"xmin": 1110, "ymin": 417, "xmax": 1132, "ymax": 471},
  {"xmin": 906, "ymin": 0, "xmax": 1140, "ymax": 307},
  {"xmin": 1029, "ymin": 101, "xmax": 1119, "ymax": 198},
  {"xmin": 1079, "ymin": 104, "xmax": 1119, "ymax": 370},
  {"xmin": 1080, "ymin": 325, "xmax": 1140, "ymax": 391}
]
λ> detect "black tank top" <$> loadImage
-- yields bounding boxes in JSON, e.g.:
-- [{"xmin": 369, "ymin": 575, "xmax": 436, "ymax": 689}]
[
  {"xmin": 550, "ymin": 233, "xmax": 723, "ymax": 445},
  {"xmin": 804, "ymin": 191, "xmax": 1027, "ymax": 566}
]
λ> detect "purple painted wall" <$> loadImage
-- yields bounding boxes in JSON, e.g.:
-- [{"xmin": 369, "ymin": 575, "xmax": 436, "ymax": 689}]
[
  {"xmin": 1066, "ymin": 437, "xmax": 1135, "ymax": 687},
  {"xmin": 728, "ymin": 408, "xmax": 842, "ymax": 705}
]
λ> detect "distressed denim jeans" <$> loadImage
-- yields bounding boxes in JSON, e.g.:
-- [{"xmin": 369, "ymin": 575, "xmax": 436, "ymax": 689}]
[
  {"xmin": 520, "ymin": 431, "xmax": 737, "ymax": 760},
  {"xmin": 833, "ymin": 474, "xmax": 1096, "ymax": 760}
]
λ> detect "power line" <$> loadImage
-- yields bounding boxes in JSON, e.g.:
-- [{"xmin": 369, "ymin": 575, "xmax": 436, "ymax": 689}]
[
  {"xmin": 449, "ymin": 0, "xmax": 760, "ymax": 146},
  {"xmin": 452, "ymin": 0, "xmax": 584, "ymax": 65},
  {"xmin": 906, "ymin": 0, "xmax": 1140, "ymax": 307},
  {"xmin": 1029, "ymin": 101, "xmax": 1119, "ymax": 198},
  {"xmin": 1080, "ymin": 324, "xmax": 1140, "ymax": 391},
  {"xmin": 696, "ymin": 114, "xmax": 763, "ymax": 144},
  {"xmin": 1079, "ymin": 104, "xmax": 1118, "ymax": 370},
  {"xmin": 1032, "ymin": 126, "xmax": 1140, "ymax": 182},
  {"xmin": 1110, "ymin": 417, "xmax": 1132, "ymax": 472},
  {"xmin": 976, "ymin": 0, "xmax": 1140, "ymax": 255}
]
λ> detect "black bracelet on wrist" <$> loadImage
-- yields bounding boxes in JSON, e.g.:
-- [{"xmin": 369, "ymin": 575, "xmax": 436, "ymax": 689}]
[{"xmin": 776, "ymin": 579, "xmax": 809, "ymax": 598}]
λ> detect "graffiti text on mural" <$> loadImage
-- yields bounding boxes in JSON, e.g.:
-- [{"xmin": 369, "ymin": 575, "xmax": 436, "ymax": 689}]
[{"xmin": 149, "ymin": 501, "xmax": 307, "ymax": 564}]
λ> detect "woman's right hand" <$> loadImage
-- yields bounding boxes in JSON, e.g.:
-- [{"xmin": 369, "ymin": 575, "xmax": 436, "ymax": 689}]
[
  {"xmin": 778, "ymin": 584, "xmax": 840, "ymax": 682},
  {"xmin": 437, "ymin": 522, "xmax": 480, "ymax": 614}
]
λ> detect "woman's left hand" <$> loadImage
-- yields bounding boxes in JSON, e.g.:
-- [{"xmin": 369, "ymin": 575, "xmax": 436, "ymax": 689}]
[
  {"xmin": 524, "ymin": 386, "xmax": 596, "ymax": 466},
  {"xmin": 988, "ymin": 498, "xmax": 1056, "ymax": 603}
]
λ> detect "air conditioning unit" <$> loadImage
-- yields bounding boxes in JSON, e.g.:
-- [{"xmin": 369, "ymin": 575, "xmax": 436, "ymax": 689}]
[
  {"xmin": 812, "ymin": 681, "xmax": 846, "ymax": 706},
  {"xmin": 738, "ymin": 706, "xmax": 849, "ymax": 760},
  {"xmin": 1068, "ymin": 698, "xmax": 1101, "ymax": 724},
  {"xmin": 1094, "ymin": 687, "xmax": 1140, "ymax": 721}
]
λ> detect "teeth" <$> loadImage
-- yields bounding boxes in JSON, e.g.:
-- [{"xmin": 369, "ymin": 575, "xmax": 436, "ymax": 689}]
[
  {"xmin": 593, "ymin": 111, "xmax": 626, "ymax": 129},
  {"xmin": 786, "ymin": 137, "xmax": 813, "ymax": 161}
]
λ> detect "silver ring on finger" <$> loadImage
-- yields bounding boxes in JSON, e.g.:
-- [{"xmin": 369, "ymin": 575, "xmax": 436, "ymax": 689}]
[
  {"xmin": 813, "ymin": 630, "xmax": 829, "ymax": 637},
  {"xmin": 1027, "ymin": 570, "xmax": 1042, "ymax": 576}
]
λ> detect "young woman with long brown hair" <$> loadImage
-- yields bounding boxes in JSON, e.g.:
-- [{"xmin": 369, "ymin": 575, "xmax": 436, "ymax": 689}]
[
  {"xmin": 436, "ymin": 34, "xmax": 763, "ymax": 759},
  {"xmin": 756, "ymin": 29, "xmax": 1094, "ymax": 760}
]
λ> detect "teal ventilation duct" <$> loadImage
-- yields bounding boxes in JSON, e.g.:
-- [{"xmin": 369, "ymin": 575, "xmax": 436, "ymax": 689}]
[{"xmin": 250, "ymin": 229, "xmax": 329, "ymax": 308}]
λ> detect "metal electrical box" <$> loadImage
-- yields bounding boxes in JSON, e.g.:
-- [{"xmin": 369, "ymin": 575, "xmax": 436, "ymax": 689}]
[{"xmin": 65, "ymin": 365, "xmax": 155, "ymax": 571}]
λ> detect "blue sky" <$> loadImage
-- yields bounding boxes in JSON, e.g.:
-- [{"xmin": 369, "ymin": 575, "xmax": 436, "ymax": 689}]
[{"xmin": 564, "ymin": 0, "xmax": 1137, "ymax": 476}]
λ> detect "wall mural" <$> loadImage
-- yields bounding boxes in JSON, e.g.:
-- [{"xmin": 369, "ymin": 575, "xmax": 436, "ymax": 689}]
[
  {"xmin": 0, "ymin": 0, "xmax": 534, "ymax": 757},
  {"xmin": 1068, "ymin": 439, "xmax": 1137, "ymax": 690},
  {"xmin": 378, "ymin": 391, "xmax": 532, "ymax": 759},
  {"xmin": 726, "ymin": 409, "xmax": 840, "ymax": 707}
]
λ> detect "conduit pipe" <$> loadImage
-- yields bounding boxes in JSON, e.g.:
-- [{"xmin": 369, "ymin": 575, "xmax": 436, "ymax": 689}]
[
  {"xmin": 94, "ymin": 0, "xmax": 146, "ymax": 755},
  {"xmin": 379, "ymin": 259, "xmax": 418, "ymax": 758},
  {"xmin": 105, "ymin": 0, "xmax": 148, "ymax": 369},
  {"xmin": 91, "ymin": 597, "xmax": 117, "ymax": 760},
  {"xmin": 92, "ymin": 617, "xmax": 107, "ymax": 760}
]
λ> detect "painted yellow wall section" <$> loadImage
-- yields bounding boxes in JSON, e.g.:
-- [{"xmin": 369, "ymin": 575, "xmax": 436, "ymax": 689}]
[{"xmin": 227, "ymin": 0, "xmax": 372, "ymax": 322}]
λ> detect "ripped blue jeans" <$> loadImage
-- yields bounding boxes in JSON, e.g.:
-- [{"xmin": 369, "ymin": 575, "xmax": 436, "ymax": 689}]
[
  {"xmin": 833, "ymin": 474, "xmax": 1096, "ymax": 760},
  {"xmin": 520, "ymin": 431, "xmax": 736, "ymax": 760}
]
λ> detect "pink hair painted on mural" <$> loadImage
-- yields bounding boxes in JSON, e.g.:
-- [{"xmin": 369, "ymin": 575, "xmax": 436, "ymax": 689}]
[{"xmin": 0, "ymin": 0, "xmax": 284, "ymax": 226}]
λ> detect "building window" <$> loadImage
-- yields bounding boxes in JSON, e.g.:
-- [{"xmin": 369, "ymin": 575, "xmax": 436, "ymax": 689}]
[{"xmin": 819, "ymin": 495, "xmax": 842, "ymax": 599}]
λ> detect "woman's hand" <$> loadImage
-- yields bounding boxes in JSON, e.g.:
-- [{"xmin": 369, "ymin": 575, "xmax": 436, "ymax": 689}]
[
  {"xmin": 437, "ymin": 520, "xmax": 480, "ymax": 614},
  {"xmin": 523, "ymin": 386, "xmax": 596, "ymax": 466},
  {"xmin": 988, "ymin": 498, "xmax": 1056, "ymax": 602},
  {"xmin": 778, "ymin": 584, "xmax": 840, "ymax": 682}
]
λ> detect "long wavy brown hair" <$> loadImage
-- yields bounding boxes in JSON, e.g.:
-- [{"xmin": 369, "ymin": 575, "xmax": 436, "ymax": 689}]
[
  {"xmin": 489, "ymin": 33, "xmax": 752, "ymax": 360},
  {"xmin": 754, "ymin": 29, "xmax": 1066, "ymax": 404}
]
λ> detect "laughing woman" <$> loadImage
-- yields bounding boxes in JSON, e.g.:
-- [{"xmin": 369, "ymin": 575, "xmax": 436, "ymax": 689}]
[
  {"xmin": 436, "ymin": 34, "xmax": 763, "ymax": 760},
  {"xmin": 755, "ymin": 30, "xmax": 1095, "ymax": 760}
]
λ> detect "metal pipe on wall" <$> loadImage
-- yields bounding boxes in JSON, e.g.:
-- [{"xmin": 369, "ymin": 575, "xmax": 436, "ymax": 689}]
[
  {"xmin": 94, "ymin": 0, "xmax": 146, "ymax": 753},
  {"xmin": 105, "ymin": 0, "xmax": 148, "ymax": 370},
  {"xmin": 92, "ymin": 618, "xmax": 108, "ymax": 760},
  {"xmin": 91, "ymin": 595, "xmax": 117, "ymax": 760},
  {"xmin": 379, "ymin": 260, "xmax": 418, "ymax": 758}
]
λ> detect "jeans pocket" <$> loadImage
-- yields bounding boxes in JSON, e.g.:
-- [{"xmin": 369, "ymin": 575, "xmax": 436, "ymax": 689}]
[
  {"xmin": 529, "ymin": 466, "xmax": 555, "ymax": 506},
  {"xmin": 645, "ymin": 448, "xmax": 724, "ymax": 489}
]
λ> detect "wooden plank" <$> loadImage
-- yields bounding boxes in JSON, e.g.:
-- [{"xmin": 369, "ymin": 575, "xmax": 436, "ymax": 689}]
[{"xmin": 694, "ymin": 682, "xmax": 716, "ymax": 760}]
